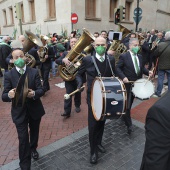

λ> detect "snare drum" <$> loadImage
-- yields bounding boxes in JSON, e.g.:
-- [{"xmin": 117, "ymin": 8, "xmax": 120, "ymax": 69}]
[
  {"xmin": 91, "ymin": 77, "xmax": 127, "ymax": 121},
  {"xmin": 132, "ymin": 78, "xmax": 154, "ymax": 100}
]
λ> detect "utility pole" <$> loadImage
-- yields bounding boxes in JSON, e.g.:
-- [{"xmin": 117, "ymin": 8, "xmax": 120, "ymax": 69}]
[{"xmin": 135, "ymin": 0, "xmax": 139, "ymax": 32}]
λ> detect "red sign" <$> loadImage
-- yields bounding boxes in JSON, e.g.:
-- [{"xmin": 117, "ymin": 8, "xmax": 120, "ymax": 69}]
[{"xmin": 71, "ymin": 13, "xmax": 78, "ymax": 24}]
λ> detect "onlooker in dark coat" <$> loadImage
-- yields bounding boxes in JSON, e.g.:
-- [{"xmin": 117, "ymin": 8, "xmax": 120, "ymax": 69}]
[
  {"xmin": 153, "ymin": 31, "xmax": 170, "ymax": 97},
  {"xmin": 0, "ymin": 36, "xmax": 12, "ymax": 72}
]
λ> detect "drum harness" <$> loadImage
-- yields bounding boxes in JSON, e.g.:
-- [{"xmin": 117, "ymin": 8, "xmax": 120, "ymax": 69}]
[
  {"xmin": 91, "ymin": 55, "xmax": 115, "ymax": 78},
  {"xmin": 91, "ymin": 55, "xmax": 125, "ymax": 120}
]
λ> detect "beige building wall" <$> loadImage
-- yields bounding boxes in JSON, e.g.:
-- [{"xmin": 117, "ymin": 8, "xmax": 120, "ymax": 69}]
[{"xmin": 0, "ymin": 0, "xmax": 170, "ymax": 37}]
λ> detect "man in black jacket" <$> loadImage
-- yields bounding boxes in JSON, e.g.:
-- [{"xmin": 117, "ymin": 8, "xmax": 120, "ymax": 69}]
[
  {"xmin": 2, "ymin": 49, "xmax": 45, "ymax": 170},
  {"xmin": 140, "ymin": 91, "xmax": 170, "ymax": 170},
  {"xmin": 56, "ymin": 37, "xmax": 81, "ymax": 118},
  {"xmin": 116, "ymin": 38, "xmax": 152, "ymax": 134},
  {"xmin": 76, "ymin": 37, "xmax": 116, "ymax": 164},
  {"xmin": 38, "ymin": 35, "xmax": 55, "ymax": 92}
]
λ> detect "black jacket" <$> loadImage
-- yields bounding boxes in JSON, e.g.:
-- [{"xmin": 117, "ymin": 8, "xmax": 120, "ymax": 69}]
[
  {"xmin": 154, "ymin": 40, "xmax": 170, "ymax": 70},
  {"xmin": 76, "ymin": 54, "xmax": 116, "ymax": 93},
  {"xmin": 116, "ymin": 51, "xmax": 149, "ymax": 81},
  {"xmin": 2, "ymin": 66, "xmax": 45, "ymax": 125},
  {"xmin": 0, "ymin": 43, "xmax": 12, "ymax": 69}
]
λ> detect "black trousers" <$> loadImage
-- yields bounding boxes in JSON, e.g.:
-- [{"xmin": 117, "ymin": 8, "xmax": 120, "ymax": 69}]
[
  {"xmin": 15, "ymin": 116, "xmax": 41, "ymax": 170},
  {"xmin": 123, "ymin": 84, "xmax": 135, "ymax": 128},
  {"xmin": 87, "ymin": 92, "xmax": 105, "ymax": 154},
  {"xmin": 40, "ymin": 63, "xmax": 51, "ymax": 92},
  {"xmin": 64, "ymin": 80, "xmax": 81, "ymax": 114}
]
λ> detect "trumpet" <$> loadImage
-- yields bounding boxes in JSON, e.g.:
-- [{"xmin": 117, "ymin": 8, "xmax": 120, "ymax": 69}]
[{"xmin": 150, "ymin": 40, "xmax": 159, "ymax": 51}]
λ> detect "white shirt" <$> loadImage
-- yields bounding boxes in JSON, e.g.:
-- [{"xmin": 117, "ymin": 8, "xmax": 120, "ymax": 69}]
[
  {"xmin": 129, "ymin": 50, "xmax": 140, "ymax": 74},
  {"xmin": 15, "ymin": 65, "xmax": 26, "ymax": 74},
  {"xmin": 95, "ymin": 53, "xmax": 105, "ymax": 62}
]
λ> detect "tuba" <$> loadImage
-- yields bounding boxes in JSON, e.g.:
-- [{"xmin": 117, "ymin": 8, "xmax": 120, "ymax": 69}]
[
  {"xmin": 8, "ymin": 31, "xmax": 43, "ymax": 70},
  {"xmin": 108, "ymin": 24, "xmax": 131, "ymax": 63},
  {"xmin": 24, "ymin": 31, "xmax": 43, "ymax": 66},
  {"xmin": 58, "ymin": 28, "xmax": 95, "ymax": 81}
]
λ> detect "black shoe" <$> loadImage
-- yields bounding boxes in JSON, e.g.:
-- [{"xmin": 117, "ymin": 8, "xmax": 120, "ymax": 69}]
[
  {"xmin": 97, "ymin": 144, "xmax": 106, "ymax": 153},
  {"xmin": 61, "ymin": 112, "xmax": 70, "ymax": 118},
  {"xmin": 90, "ymin": 153, "xmax": 98, "ymax": 164},
  {"xmin": 127, "ymin": 126, "xmax": 134, "ymax": 135},
  {"xmin": 153, "ymin": 92, "xmax": 161, "ymax": 98},
  {"xmin": 164, "ymin": 82, "xmax": 168, "ymax": 86},
  {"xmin": 75, "ymin": 107, "xmax": 81, "ymax": 113},
  {"xmin": 31, "ymin": 149, "xmax": 39, "ymax": 160}
]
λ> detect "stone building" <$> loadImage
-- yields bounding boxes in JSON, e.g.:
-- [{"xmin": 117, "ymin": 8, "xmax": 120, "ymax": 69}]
[{"xmin": 0, "ymin": 0, "xmax": 170, "ymax": 37}]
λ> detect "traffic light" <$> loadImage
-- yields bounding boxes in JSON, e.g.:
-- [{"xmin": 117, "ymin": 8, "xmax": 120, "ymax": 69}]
[
  {"xmin": 119, "ymin": 6, "xmax": 126, "ymax": 21},
  {"xmin": 14, "ymin": 3, "xmax": 22, "ymax": 19},
  {"xmin": 114, "ymin": 8, "xmax": 120, "ymax": 25}
]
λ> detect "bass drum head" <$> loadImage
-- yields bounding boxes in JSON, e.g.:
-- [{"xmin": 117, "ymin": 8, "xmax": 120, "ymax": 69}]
[
  {"xmin": 91, "ymin": 79, "xmax": 104, "ymax": 121},
  {"xmin": 132, "ymin": 78, "xmax": 154, "ymax": 100}
]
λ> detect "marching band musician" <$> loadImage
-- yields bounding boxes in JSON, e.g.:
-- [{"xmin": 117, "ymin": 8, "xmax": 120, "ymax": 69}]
[
  {"xmin": 147, "ymin": 29, "xmax": 157, "ymax": 70},
  {"xmin": 76, "ymin": 37, "xmax": 116, "ymax": 164},
  {"xmin": 116, "ymin": 38, "xmax": 153, "ymax": 135},
  {"xmin": 55, "ymin": 37, "xmax": 82, "ymax": 118},
  {"xmin": 2, "ymin": 49, "xmax": 45, "ymax": 170},
  {"xmin": 6, "ymin": 35, "xmax": 41, "ymax": 70},
  {"xmin": 38, "ymin": 35, "xmax": 55, "ymax": 93}
]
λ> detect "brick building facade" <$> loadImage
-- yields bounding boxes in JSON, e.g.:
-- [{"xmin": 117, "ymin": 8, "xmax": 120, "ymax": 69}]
[{"xmin": 0, "ymin": 0, "xmax": 170, "ymax": 37}]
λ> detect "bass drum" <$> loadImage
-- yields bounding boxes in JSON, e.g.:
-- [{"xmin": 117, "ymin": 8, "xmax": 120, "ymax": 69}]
[
  {"xmin": 91, "ymin": 77, "xmax": 127, "ymax": 121},
  {"xmin": 132, "ymin": 78, "xmax": 154, "ymax": 100}
]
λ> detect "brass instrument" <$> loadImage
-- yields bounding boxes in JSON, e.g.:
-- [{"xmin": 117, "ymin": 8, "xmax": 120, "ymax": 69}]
[
  {"xmin": 38, "ymin": 35, "xmax": 49, "ymax": 62},
  {"xmin": 58, "ymin": 28, "xmax": 95, "ymax": 81},
  {"xmin": 84, "ymin": 43, "xmax": 94, "ymax": 54},
  {"xmin": 108, "ymin": 24, "xmax": 131, "ymax": 63},
  {"xmin": 150, "ymin": 39, "xmax": 159, "ymax": 51},
  {"xmin": 38, "ymin": 46, "xmax": 48, "ymax": 62},
  {"xmin": 136, "ymin": 33, "xmax": 145, "ymax": 53},
  {"xmin": 9, "ymin": 31, "xmax": 43, "ymax": 70},
  {"xmin": 8, "ymin": 53, "xmax": 36, "ymax": 70}
]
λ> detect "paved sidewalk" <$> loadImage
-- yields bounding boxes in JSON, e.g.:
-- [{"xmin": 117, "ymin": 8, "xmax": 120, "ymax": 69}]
[
  {"xmin": 2, "ymin": 119, "xmax": 145, "ymax": 170},
  {"xmin": 0, "ymin": 75, "xmax": 165, "ymax": 170}
]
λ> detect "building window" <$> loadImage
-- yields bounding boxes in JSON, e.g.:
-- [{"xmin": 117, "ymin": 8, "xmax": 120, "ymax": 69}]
[
  {"xmin": 125, "ymin": 1, "xmax": 131, "ymax": 21},
  {"xmin": 21, "ymin": 3, "xmax": 25, "ymax": 22},
  {"xmin": 9, "ymin": 7, "xmax": 14, "ymax": 24},
  {"xmin": 85, "ymin": 0, "xmax": 96, "ymax": 18},
  {"xmin": 110, "ymin": 0, "xmax": 118, "ymax": 20},
  {"xmin": 3, "ymin": 9, "xmax": 7, "ymax": 25},
  {"xmin": 29, "ymin": 0, "xmax": 36, "ymax": 21},
  {"xmin": 48, "ymin": 0, "xmax": 56, "ymax": 19}
]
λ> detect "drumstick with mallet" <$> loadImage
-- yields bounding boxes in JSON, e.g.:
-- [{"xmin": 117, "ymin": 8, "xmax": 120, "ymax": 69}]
[
  {"xmin": 144, "ymin": 67, "xmax": 155, "ymax": 86},
  {"xmin": 64, "ymin": 85, "xmax": 85, "ymax": 100}
]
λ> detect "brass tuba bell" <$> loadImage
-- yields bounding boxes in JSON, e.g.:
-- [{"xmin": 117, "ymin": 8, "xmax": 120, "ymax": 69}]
[
  {"xmin": 58, "ymin": 28, "xmax": 95, "ymax": 81},
  {"xmin": 9, "ymin": 31, "xmax": 43, "ymax": 70}
]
